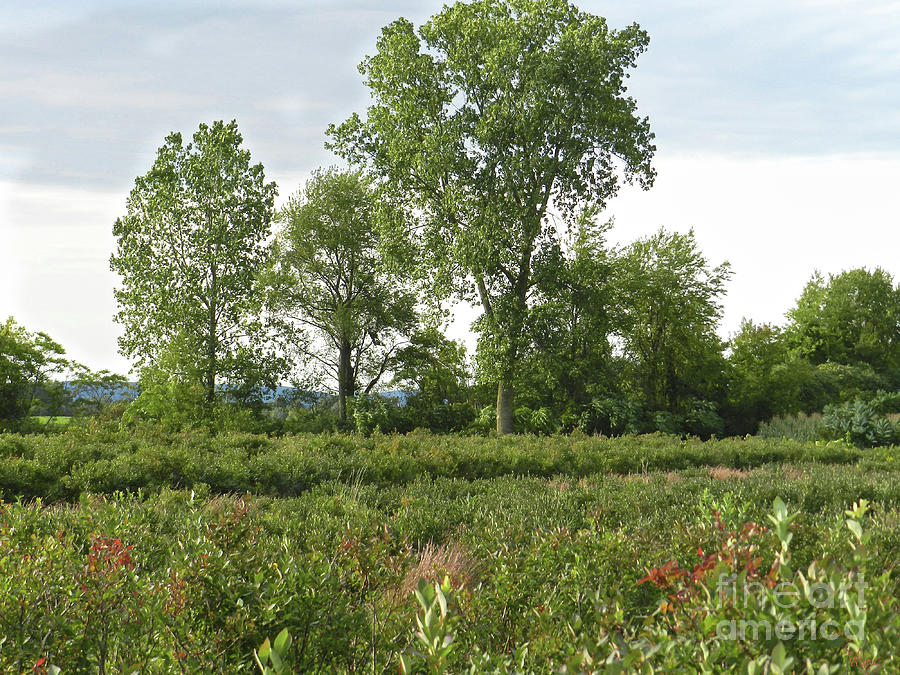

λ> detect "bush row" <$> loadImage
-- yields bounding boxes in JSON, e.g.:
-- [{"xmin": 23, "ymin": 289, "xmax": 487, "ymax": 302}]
[{"xmin": 1, "ymin": 428, "xmax": 897, "ymax": 501}]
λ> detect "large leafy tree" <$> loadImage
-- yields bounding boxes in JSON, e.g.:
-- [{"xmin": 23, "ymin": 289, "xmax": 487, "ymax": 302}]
[
  {"xmin": 328, "ymin": 0, "xmax": 655, "ymax": 433},
  {"xmin": 267, "ymin": 168, "xmax": 417, "ymax": 421},
  {"xmin": 724, "ymin": 320, "xmax": 796, "ymax": 434},
  {"xmin": 517, "ymin": 214, "xmax": 618, "ymax": 411},
  {"xmin": 111, "ymin": 120, "xmax": 281, "ymax": 406},
  {"xmin": 615, "ymin": 229, "xmax": 730, "ymax": 412},
  {"xmin": 786, "ymin": 267, "xmax": 900, "ymax": 372}
]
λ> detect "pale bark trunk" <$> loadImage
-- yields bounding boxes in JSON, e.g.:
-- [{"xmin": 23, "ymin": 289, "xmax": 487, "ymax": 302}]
[
  {"xmin": 206, "ymin": 274, "xmax": 217, "ymax": 405},
  {"xmin": 337, "ymin": 339, "xmax": 353, "ymax": 422},
  {"xmin": 496, "ymin": 379, "xmax": 514, "ymax": 434}
]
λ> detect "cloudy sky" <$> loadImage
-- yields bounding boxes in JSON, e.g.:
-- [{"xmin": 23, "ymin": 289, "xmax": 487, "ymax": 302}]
[{"xmin": 2, "ymin": 0, "xmax": 900, "ymax": 375}]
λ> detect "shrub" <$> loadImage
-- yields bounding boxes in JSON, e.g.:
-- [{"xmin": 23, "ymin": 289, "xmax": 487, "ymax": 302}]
[
  {"xmin": 650, "ymin": 410, "xmax": 682, "ymax": 435},
  {"xmin": 823, "ymin": 399, "xmax": 898, "ymax": 447},
  {"xmin": 863, "ymin": 389, "xmax": 900, "ymax": 415},
  {"xmin": 683, "ymin": 399, "xmax": 725, "ymax": 439},
  {"xmin": 758, "ymin": 412, "xmax": 826, "ymax": 441},
  {"xmin": 579, "ymin": 397, "xmax": 640, "ymax": 436},
  {"xmin": 468, "ymin": 405, "xmax": 496, "ymax": 435},
  {"xmin": 513, "ymin": 406, "xmax": 556, "ymax": 435}
]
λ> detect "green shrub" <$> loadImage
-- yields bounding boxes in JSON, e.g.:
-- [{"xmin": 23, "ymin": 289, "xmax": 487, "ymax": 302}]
[
  {"xmin": 683, "ymin": 398, "xmax": 725, "ymax": 439},
  {"xmin": 579, "ymin": 397, "xmax": 640, "ymax": 436},
  {"xmin": 758, "ymin": 412, "xmax": 826, "ymax": 442},
  {"xmin": 863, "ymin": 389, "xmax": 900, "ymax": 415},
  {"xmin": 650, "ymin": 410, "xmax": 682, "ymax": 435},
  {"xmin": 823, "ymin": 399, "xmax": 898, "ymax": 447},
  {"xmin": 513, "ymin": 406, "xmax": 556, "ymax": 435}
]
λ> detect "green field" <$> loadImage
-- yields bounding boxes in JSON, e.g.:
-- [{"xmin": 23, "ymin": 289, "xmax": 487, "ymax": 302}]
[
  {"xmin": 1, "ymin": 431, "xmax": 897, "ymax": 673},
  {"xmin": 29, "ymin": 416, "xmax": 72, "ymax": 430}
]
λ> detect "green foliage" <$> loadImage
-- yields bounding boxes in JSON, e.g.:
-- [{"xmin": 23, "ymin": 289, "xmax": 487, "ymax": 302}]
[
  {"xmin": 862, "ymin": 389, "xmax": 900, "ymax": 414},
  {"xmin": 110, "ymin": 119, "xmax": 283, "ymax": 409},
  {"xmin": 4, "ymin": 429, "xmax": 896, "ymax": 504},
  {"xmin": 69, "ymin": 368, "xmax": 131, "ymax": 417},
  {"xmin": 786, "ymin": 267, "xmax": 900, "ymax": 371},
  {"xmin": 392, "ymin": 327, "xmax": 471, "ymax": 408},
  {"xmin": 516, "ymin": 217, "xmax": 619, "ymax": 413},
  {"xmin": 351, "ymin": 395, "xmax": 410, "ymax": 435},
  {"xmin": 121, "ymin": 333, "xmax": 210, "ymax": 432},
  {"xmin": 579, "ymin": 397, "xmax": 640, "ymax": 436},
  {"xmin": 650, "ymin": 410, "xmax": 683, "ymax": 435},
  {"xmin": 469, "ymin": 406, "xmax": 497, "ymax": 436},
  {"xmin": 399, "ymin": 577, "xmax": 458, "ymax": 674},
  {"xmin": 0, "ymin": 456, "xmax": 898, "ymax": 672},
  {"xmin": 390, "ymin": 497, "xmax": 898, "ymax": 673},
  {"xmin": 683, "ymin": 399, "xmax": 725, "ymax": 439},
  {"xmin": 823, "ymin": 399, "xmax": 898, "ymax": 448},
  {"xmin": 266, "ymin": 168, "xmax": 418, "ymax": 421},
  {"xmin": 616, "ymin": 228, "xmax": 731, "ymax": 413},
  {"xmin": 725, "ymin": 320, "xmax": 793, "ymax": 434},
  {"xmin": 254, "ymin": 629, "xmax": 292, "ymax": 674},
  {"xmin": 513, "ymin": 406, "xmax": 556, "ymax": 435},
  {"xmin": 758, "ymin": 413, "xmax": 826, "ymax": 442},
  {"xmin": 328, "ymin": 0, "xmax": 655, "ymax": 432},
  {"xmin": 280, "ymin": 405, "xmax": 341, "ymax": 434},
  {"xmin": 0, "ymin": 317, "xmax": 72, "ymax": 430}
]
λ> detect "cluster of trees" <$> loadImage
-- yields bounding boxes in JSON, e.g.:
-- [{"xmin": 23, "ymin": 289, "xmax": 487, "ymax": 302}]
[
  {"xmin": 107, "ymin": 0, "xmax": 660, "ymax": 434},
  {"xmin": 726, "ymin": 267, "xmax": 900, "ymax": 435},
  {"xmin": 0, "ymin": 317, "xmax": 132, "ymax": 430},
  {"xmin": 5, "ymin": 0, "xmax": 898, "ymax": 438}
]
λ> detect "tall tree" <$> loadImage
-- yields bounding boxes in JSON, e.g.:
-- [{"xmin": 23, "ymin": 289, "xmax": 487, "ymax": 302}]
[
  {"xmin": 786, "ymin": 268, "xmax": 900, "ymax": 372},
  {"xmin": 519, "ymin": 214, "xmax": 618, "ymax": 410},
  {"xmin": 110, "ymin": 120, "xmax": 281, "ymax": 406},
  {"xmin": 267, "ymin": 168, "xmax": 417, "ymax": 421},
  {"xmin": 328, "ymin": 0, "xmax": 655, "ymax": 433},
  {"xmin": 615, "ymin": 228, "xmax": 730, "ymax": 412}
]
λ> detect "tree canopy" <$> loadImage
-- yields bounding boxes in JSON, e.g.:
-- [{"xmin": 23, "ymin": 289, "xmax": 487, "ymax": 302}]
[
  {"xmin": 328, "ymin": 0, "xmax": 655, "ymax": 432},
  {"xmin": 786, "ymin": 267, "xmax": 900, "ymax": 371},
  {"xmin": 615, "ymin": 228, "xmax": 731, "ymax": 412},
  {"xmin": 110, "ymin": 120, "xmax": 282, "ymax": 408},
  {"xmin": 266, "ymin": 168, "xmax": 417, "ymax": 421},
  {"xmin": 0, "ymin": 317, "xmax": 70, "ymax": 429}
]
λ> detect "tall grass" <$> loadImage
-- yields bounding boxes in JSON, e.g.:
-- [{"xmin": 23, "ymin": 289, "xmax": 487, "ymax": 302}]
[{"xmin": 758, "ymin": 412, "xmax": 825, "ymax": 441}]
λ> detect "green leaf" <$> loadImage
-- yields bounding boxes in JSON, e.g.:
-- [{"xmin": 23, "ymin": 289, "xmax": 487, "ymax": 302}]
[
  {"xmin": 846, "ymin": 518, "xmax": 863, "ymax": 541},
  {"xmin": 257, "ymin": 637, "xmax": 271, "ymax": 662},
  {"xmin": 274, "ymin": 628, "xmax": 292, "ymax": 655}
]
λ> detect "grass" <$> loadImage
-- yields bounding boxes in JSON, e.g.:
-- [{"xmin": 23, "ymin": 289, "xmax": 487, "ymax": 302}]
[{"xmin": 30, "ymin": 415, "xmax": 72, "ymax": 429}]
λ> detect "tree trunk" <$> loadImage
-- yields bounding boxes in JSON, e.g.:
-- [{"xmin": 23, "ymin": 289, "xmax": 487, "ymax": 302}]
[
  {"xmin": 206, "ymin": 312, "xmax": 217, "ymax": 405},
  {"xmin": 206, "ymin": 254, "xmax": 218, "ymax": 406},
  {"xmin": 496, "ymin": 379, "xmax": 514, "ymax": 434},
  {"xmin": 338, "ymin": 339, "xmax": 353, "ymax": 422}
]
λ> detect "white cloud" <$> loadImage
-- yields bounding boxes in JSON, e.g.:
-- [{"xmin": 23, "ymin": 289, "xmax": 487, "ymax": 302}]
[
  {"xmin": 602, "ymin": 152, "xmax": 900, "ymax": 337},
  {"xmin": 1, "ymin": 180, "xmax": 132, "ymax": 374}
]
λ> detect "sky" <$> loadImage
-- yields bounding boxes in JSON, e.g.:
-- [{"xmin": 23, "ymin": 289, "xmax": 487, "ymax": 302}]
[{"xmin": 2, "ymin": 0, "xmax": 900, "ymax": 375}]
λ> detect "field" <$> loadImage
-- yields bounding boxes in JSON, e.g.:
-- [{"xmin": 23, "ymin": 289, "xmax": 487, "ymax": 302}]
[
  {"xmin": 29, "ymin": 417, "xmax": 72, "ymax": 430},
  {"xmin": 1, "ymin": 431, "xmax": 898, "ymax": 673}
]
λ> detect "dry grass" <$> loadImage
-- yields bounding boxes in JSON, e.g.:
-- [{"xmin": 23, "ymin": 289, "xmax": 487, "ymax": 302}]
[
  {"xmin": 782, "ymin": 466, "xmax": 805, "ymax": 480},
  {"xmin": 548, "ymin": 477, "xmax": 596, "ymax": 490},
  {"xmin": 665, "ymin": 471, "xmax": 683, "ymax": 483},
  {"xmin": 708, "ymin": 466, "xmax": 753, "ymax": 481},
  {"xmin": 397, "ymin": 541, "xmax": 481, "ymax": 599}
]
